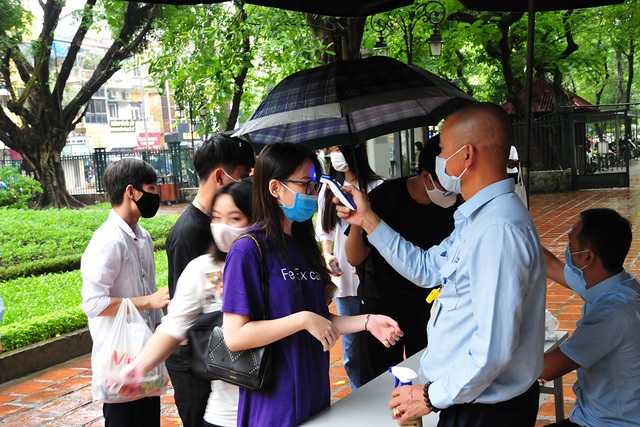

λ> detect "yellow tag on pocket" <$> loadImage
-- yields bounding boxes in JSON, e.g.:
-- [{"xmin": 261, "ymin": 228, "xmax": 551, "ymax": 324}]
[{"xmin": 426, "ymin": 287, "xmax": 441, "ymax": 304}]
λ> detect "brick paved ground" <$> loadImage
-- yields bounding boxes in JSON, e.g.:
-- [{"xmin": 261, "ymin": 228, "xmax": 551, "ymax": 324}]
[{"xmin": 1, "ymin": 159, "xmax": 639, "ymax": 426}]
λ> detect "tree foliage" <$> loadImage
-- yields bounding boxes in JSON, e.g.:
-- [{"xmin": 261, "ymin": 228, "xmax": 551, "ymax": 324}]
[
  {"xmin": 364, "ymin": 0, "xmax": 640, "ymax": 116},
  {"xmin": 147, "ymin": 2, "xmax": 325, "ymax": 133},
  {"xmin": 0, "ymin": 0, "xmax": 162, "ymax": 208}
]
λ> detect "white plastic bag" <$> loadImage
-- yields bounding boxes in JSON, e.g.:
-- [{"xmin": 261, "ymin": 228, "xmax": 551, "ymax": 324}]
[
  {"xmin": 92, "ymin": 298, "xmax": 168, "ymax": 403},
  {"xmin": 515, "ymin": 167, "xmax": 528, "ymax": 208},
  {"xmin": 544, "ymin": 309, "xmax": 560, "ymax": 341}
]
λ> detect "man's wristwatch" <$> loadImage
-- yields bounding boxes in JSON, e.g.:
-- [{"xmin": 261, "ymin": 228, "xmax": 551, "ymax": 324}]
[{"xmin": 423, "ymin": 382, "xmax": 441, "ymax": 413}]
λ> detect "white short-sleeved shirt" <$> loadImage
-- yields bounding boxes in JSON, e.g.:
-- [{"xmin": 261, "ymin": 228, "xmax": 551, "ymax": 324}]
[
  {"xmin": 81, "ymin": 210, "xmax": 163, "ymax": 355},
  {"xmin": 507, "ymin": 145, "xmax": 519, "ymax": 174},
  {"xmin": 315, "ymin": 179, "xmax": 383, "ymax": 297},
  {"xmin": 156, "ymin": 254, "xmax": 238, "ymax": 427}
]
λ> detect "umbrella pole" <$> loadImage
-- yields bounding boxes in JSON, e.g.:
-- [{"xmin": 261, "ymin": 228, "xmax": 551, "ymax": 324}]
[
  {"xmin": 346, "ymin": 113, "xmax": 363, "ymax": 189},
  {"xmin": 521, "ymin": 0, "xmax": 535, "ymax": 210}
]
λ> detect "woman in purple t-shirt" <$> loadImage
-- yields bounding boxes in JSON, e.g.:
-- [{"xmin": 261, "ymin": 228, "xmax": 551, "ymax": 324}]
[{"xmin": 222, "ymin": 143, "xmax": 403, "ymax": 427}]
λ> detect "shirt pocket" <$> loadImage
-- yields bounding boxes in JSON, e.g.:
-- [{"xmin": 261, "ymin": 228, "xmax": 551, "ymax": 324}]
[{"xmin": 438, "ymin": 239, "xmax": 464, "ymax": 313}]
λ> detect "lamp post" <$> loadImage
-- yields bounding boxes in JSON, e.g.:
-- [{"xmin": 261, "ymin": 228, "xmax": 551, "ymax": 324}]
[
  {"xmin": 368, "ymin": 0, "xmax": 446, "ymax": 62},
  {"xmin": 424, "ymin": 1, "xmax": 445, "ymax": 57},
  {"xmin": 0, "ymin": 82, "xmax": 10, "ymax": 109}
]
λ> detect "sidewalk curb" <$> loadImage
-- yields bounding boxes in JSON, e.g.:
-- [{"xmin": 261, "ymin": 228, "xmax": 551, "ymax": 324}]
[{"xmin": 0, "ymin": 328, "xmax": 92, "ymax": 385}]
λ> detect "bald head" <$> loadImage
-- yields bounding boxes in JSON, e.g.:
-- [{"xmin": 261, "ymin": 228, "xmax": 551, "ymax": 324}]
[{"xmin": 442, "ymin": 102, "xmax": 512, "ymax": 171}]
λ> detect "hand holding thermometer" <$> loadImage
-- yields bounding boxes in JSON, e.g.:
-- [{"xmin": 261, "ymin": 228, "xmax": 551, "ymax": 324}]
[{"xmin": 320, "ymin": 174, "xmax": 356, "ymax": 210}]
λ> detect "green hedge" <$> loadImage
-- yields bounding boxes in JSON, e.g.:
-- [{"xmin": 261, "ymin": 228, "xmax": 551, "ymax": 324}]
[
  {"xmin": 0, "ymin": 205, "xmax": 178, "ymax": 269},
  {"xmin": 0, "ymin": 251, "xmax": 168, "ymax": 352},
  {"xmin": 0, "ymin": 308, "xmax": 88, "ymax": 351}
]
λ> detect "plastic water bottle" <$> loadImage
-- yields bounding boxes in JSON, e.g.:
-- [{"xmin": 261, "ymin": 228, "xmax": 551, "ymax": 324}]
[{"xmin": 389, "ymin": 366, "xmax": 423, "ymax": 427}]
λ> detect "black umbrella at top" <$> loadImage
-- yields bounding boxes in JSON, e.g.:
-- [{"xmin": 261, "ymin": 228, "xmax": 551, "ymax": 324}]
[
  {"xmin": 233, "ymin": 56, "xmax": 476, "ymax": 150},
  {"xmin": 137, "ymin": 0, "xmax": 413, "ymax": 17}
]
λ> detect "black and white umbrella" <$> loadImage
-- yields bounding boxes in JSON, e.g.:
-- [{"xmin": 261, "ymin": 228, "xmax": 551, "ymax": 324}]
[{"xmin": 233, "ymin": 56, "xmax": 475, "ymax": 150}]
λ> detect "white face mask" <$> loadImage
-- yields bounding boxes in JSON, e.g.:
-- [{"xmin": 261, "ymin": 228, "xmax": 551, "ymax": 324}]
[
  {"xmin": 210, "ymin": 222, "xmax": 249, "ymax": 253},
  {"xmin": 435, "ymin": 144, "xmax": 468, "ymax": 194},
  {"xmin": 423, "ymin": 173, "xmax": 457, "ymax": 208},
  {"xmin": 329, "ymin": 152, "xmax": 349, "ymax": 173}
]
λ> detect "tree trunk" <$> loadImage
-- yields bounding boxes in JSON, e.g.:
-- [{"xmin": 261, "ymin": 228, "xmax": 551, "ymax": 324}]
[
  {"xmin": 15, "ymin": 132, "xmax": 84, "ymax": 208},
  {"xmin": 0, "ymin": 1, "xmax": 160, "ymax": 208},
  {"xmin": 306, "ymin": 16, "xmax": 365, "ymax": 63}
]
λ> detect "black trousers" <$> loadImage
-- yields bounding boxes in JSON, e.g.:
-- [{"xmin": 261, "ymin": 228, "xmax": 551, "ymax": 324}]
[
  {"xmin": 357, "ymin": 306, "xmax": 429, "ymax": 386},
  {"xmin": 437, "ymin": 382, "xmax": 540, "ymax": 427},
  {"xmin": 103, "ymin": 396, "xmax": 160, "ymax": 427},
  {"xmin": 545, "ymin": 419, "xmax": 581, "ymax": 427},
  {"xmin": 167, "ymin": 345, "xmax": 212, "ymax": 427}
]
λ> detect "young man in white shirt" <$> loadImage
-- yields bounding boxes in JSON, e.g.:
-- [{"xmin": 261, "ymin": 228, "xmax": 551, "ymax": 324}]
[{"xmin": 81, "ymin": 158, "xmax": 170, "ymax": 427}]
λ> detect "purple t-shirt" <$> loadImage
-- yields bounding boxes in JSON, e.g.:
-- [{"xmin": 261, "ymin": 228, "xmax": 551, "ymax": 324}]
[{"xmin": 222, "ymin": 232, "xmax": 331, "ymax": 427}]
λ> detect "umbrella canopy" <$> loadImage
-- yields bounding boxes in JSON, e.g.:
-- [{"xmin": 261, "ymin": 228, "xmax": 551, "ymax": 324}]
[
  {"xmin": 233, "ymin": 56, "xmax": 475, "ymax": 150},
  {"xmin": 138, "ymin": 0, "xmax": 413, "ymax": 17}
]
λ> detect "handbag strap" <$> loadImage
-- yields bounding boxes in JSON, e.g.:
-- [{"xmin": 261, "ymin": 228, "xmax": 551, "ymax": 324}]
[{"xmin": 237, "ymin": 234, "xmax": 269, "ymax": 321}]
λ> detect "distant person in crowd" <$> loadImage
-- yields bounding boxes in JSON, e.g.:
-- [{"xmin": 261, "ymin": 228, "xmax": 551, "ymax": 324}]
[
  {"xmin": 541, "ymin": 208, "xmax": 640, "ymax": 427},
  {"xmin": 315, "ymin": 144, "xmax": 384, "ymax": 389},
  {"xmin": 221, "ymin": 142, "xmax": 403, "ymax": 427},
  {"xmin": 164, "ymin": 133, "xmax": 255, "ymax": 427},
  {"xmin": 414, "ymin": 140, "xmax": 424, "ymax": 172},
  {"xmin": 507, "ymin": 145, "xmax": 519, "ymax": 182},
  {"xmin": 0, "ymin": 293, "xmax": 4, "ymax": 355},
  {"xmin": 81, "ymin": 158, "xmax": 170, "ymax": 427},
  {"xmin": 115, "ymin": 180, "xmax": 254, "ymax": 427},
  {"xmin": 316, "ymin": 148, "xmax": 327, "ymax": 174},
  {"xmin": 336, "ymin": 103, "xmax": 546, "ymax": 427},
  {"xmin": 344, "ymin": 135, "xmax": 458, "ymax": 387}
]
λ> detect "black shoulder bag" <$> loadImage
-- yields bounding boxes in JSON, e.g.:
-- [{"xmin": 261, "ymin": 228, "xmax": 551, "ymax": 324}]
[{"xmin": 188, "ymin": 234, "xmax": 272, "ymax": 390}]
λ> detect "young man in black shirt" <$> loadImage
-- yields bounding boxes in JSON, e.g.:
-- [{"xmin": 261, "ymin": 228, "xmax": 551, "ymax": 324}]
[
  {"xmin": 345, "ymin": 136, "xmax": 458, "ymax": 386},
  {"xmin": 165, "ymin": 133, "xmax": 255, "ymax": 427}
]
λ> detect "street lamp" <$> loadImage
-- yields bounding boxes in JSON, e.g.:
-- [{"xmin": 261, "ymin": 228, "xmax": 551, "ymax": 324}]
[
  {"xmin": 368, "ymin": 0, "xmax": 446, "ymax": 60},
  {"xmin": 427, "ymin": 28, "xmax": 444, "ymax": 57},
  {"xmin": 0, "ymin": 82, "xmax": 10, "ymax": 109},
  {"xmin": 174, "ymin": 105, "xmax": 184, "ymax": 120},
  {"xmin": 424, "ymin": 1, "xmax": 445, "ymax": 56}
]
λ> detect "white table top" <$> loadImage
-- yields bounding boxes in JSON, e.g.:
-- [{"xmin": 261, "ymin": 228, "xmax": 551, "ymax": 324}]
[
  {"xmin": 301, "ymin": 330, "xmax": 569, "ymax": 426},
  {"xmin": 301, "ymin": 349, "xmax": 439, "ymax": 427}
]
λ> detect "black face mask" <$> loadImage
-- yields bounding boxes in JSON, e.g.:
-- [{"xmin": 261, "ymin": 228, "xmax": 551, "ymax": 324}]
[{"xmin": 134, "ymin": 190, "xmax": 160, "ymax": 218}]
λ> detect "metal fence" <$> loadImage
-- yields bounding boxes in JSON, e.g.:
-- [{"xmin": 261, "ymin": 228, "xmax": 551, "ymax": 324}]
[
  {"xmin": 1, "ymin": 147, "xmax": 199, "ymax": 202},
  {"xmin": 512, "ymin": 110, "xmax": 633, "ymax": 175}
]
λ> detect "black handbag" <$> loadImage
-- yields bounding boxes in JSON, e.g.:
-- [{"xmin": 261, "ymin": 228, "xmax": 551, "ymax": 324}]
[
  {"xmin": 187, "ymin": 309, "xmax": 223, "ymax": 380},
  {"xmin": 188, "ymin": 234, "xmax": 272, "ymax": 389}
]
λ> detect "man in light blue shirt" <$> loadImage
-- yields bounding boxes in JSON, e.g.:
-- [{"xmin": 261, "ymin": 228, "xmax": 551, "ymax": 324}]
[
  {"xmin": 337, "ymin": 103, "xmax": 546, "ymax": 427},
  {"xmin": 541, "ymin": 208, "xmax": 640, "ymax": 427}
]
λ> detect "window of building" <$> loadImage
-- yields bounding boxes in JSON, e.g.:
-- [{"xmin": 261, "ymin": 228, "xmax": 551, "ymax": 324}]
[
  {"xmin": 85, "ymin": 99, "xmax": 108, "ymax": 124},
  {"xmin": 109, "ymin": 103, "xmax": 119, "ymax": 119}
]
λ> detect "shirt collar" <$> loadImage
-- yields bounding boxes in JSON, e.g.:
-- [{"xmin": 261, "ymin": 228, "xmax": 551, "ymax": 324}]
[
  {"xmin": 455, "ymin": 178, "xmax": 515, "ymax": 221},
  {"xmin": 581, "ymin": 270, "xmax": 634, "ymax": 303},
  {"xmin": 109, "ymin": 209, "xmax": 143, "ymax": 241}
]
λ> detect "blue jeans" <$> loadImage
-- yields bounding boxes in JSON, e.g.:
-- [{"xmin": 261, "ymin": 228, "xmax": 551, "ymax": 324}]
[{"xmin": 335, "ymin": 295, "xmax": 362, "ymax": 390}]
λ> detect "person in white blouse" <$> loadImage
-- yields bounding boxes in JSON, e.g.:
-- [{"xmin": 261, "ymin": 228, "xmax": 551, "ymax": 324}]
[
  {"xmin": 315, "ymin": 144, "xmax": 384, "ymax": 390},
  {"xmin": 114, "ymin": 180, "xmax": 254, "ymax": 427},
  {"xmin": 81, "ymin": 158, "xmax": 170, "ymax": 427}
]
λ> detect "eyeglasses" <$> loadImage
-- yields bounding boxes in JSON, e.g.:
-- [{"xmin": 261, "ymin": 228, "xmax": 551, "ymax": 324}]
[{"xmin": 282, "ymin": 179, "xmax": 322, "ymax": 195}]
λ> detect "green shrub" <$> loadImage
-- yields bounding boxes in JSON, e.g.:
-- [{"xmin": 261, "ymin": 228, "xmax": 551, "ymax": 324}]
[
  {"xmin": 0, "ymin": 254, "xmax": 81, "ymax": 282},
  {"xmin": 0, "ymin": 205, "xmax": 177, "ymax": 268},
  {"xmin": 0, "ymin": 251, "xmax": 169, "ymax": 352},
  {"xmin": 0, "ymin": 166, "xmax": 43, "ymax": 209},
  {"xmin": 0, "ymin": 308, "xmax": 88, "ymax": 352}
]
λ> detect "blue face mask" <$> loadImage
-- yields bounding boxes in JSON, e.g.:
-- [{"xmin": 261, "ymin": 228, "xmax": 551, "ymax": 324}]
[
  {"xmin": 279, "ymin": 182, "xmax": 318, "ymax": 223},
  {"xmin": 564, "ymin": 242, "xmax": 589, "ymax": 293},
  {"xmin": 435, "ymin": 145, "xmax": 468, "ymax": 194}
]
